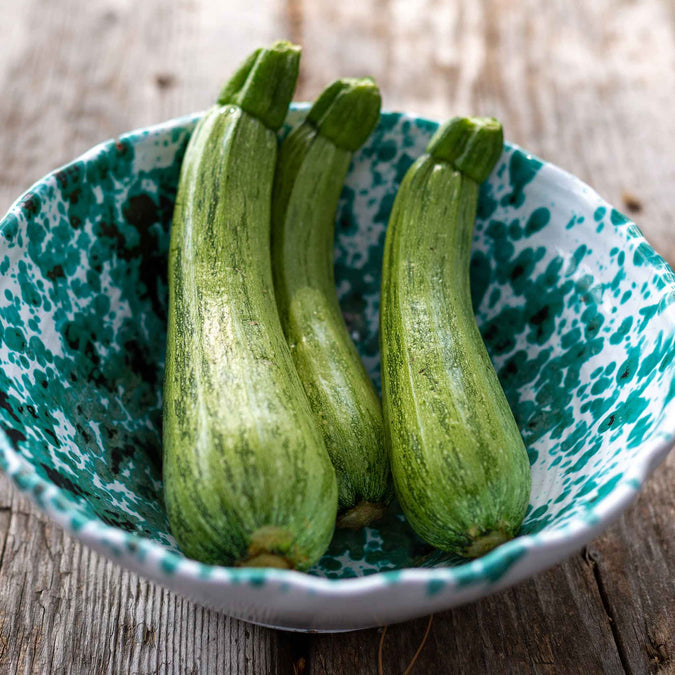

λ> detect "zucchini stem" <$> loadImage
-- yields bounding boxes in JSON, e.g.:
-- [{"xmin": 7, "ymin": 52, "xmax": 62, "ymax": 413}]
[
  {"xmin": 336, "ymin": 501, "xmax": 388, "ymax": 529},
  {"xmin": 464, "ymin": 530, "xmax": 512, "ymax": 558},
  {"xmin": 217, "ymin": 40, "xmax": 301, "ymax": 131},
  {"xmin": 237, "ymin": 554, "xmax": 292, "ymax": 569},
  {"xmin": 426, "ymin": 116, "xmax": 504, "ymax": 182}
]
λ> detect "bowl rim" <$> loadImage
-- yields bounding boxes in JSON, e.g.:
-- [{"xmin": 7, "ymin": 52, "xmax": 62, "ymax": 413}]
[{"xmin": 1, "ymin": 107, "xmax": 674, "ymax": 599}]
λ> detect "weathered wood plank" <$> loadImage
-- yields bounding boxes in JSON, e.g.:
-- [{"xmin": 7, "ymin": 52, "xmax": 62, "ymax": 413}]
[
  {"xmin": 0, "ymin": 474, "xmax": 296, "ymax": 675},
  {"xmin": 0, "ymin": 0, "xmax": 673, "ymax": 673},
  {"xmin": 588, "ymin": 455, "xmax": 675, "ymax": 674},
  {"xmin": 310, "ymin": 554, "xmax": 626, "ymax": 674}
]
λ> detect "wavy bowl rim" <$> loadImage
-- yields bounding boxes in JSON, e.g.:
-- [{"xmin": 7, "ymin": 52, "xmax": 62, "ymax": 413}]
[{"xmin": 0, "ymin": 107, "xmax": 673, "ymax": 600}]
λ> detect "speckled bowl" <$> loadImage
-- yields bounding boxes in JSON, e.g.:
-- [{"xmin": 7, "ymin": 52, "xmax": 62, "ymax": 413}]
[{"xmin": 1, "ymin": 107, "xmax": 673, "ymax": 632}]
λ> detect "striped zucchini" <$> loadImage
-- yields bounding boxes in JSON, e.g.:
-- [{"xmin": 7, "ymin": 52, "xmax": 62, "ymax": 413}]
[
  {"xmin": 380, "ymin": 116, "xmax": 531, "ymax": 557},
  {"xmin": 272, "ymin": 78, "xmax": 391, "ymax": 528},
  {"xmin": 163, "ymin": 42, "xmax": 338, "ymax": 570}
]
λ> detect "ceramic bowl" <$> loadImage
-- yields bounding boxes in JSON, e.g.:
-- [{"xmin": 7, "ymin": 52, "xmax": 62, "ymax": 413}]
[{"xmin": 1, "ymin": 107, "xmax": 673, "ymax": 632}]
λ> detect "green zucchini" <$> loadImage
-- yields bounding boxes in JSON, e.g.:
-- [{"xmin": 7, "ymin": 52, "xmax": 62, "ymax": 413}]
[
  {"xmin": 163, "ymin": 42, "xmax": 338, "ymax": 570},
  {"xmin": 272, "ymin": 78, "xmax": 391, "ymax": 528},
  {"xmin": 380, "ymin": 116, "xmax": 531, "ymax": 557}
]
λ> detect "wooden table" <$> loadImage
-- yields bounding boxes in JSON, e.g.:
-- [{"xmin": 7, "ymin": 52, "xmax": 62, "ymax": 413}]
[{"xmin": 1, "ymin": 1, "xmax": 673, "ymax": 672}]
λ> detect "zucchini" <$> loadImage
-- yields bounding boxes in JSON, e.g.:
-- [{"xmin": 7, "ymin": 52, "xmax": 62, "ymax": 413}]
[
  {"xmin": 272, "ymin": 78, "xmax": 391, "ymax": 528},
  {"xmin": 380, "ymin": 116, "xmax": 531, "ymax": 557},
  {"xmin": 163, "ymin": 42, "xmax": 338, "ymax": 570}
]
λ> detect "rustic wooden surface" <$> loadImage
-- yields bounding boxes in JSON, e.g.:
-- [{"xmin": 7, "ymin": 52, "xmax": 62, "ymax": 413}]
[{"xmin": 0, "ymin": 0, "xmax": 673, "ymax": 672}]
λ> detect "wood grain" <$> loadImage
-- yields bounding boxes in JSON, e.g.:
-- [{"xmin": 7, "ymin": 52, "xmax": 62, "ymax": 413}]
[
  {"xmin": 0, "ymin": 474, "xmax": 297, "ymax": 674},
  {"xmin": 310, "ymin": 555, "xmax": 629, "ymax": 674},
  {"xmin": 588, "ymin": 461, "xmax": 674, "ymax": 673},
  {"xmin": 0, "ymin": 0, "xmax": 673, "ymax": 673}
]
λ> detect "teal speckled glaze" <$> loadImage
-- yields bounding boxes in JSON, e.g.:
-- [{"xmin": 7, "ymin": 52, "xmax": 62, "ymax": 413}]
[{"xmin": 0, "ymin": 106, "xmax": 673, "ymax": 632}]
